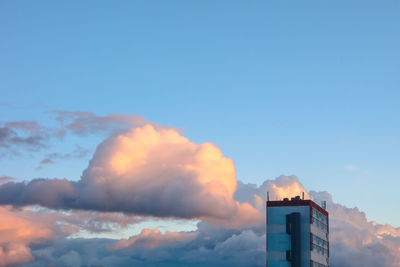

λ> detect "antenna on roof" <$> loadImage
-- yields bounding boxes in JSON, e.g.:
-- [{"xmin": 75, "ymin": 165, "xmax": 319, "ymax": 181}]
[
  {"xmin": 267, "ymin": 192, "xmax": 270, "ymax": 201},
  {"xmin": 322, "ymin": 201, "xmax": 327, "ymax": 210},
  {"xmin": 302, "ymin": 192, "xmax": 305, "ymax": 200}
]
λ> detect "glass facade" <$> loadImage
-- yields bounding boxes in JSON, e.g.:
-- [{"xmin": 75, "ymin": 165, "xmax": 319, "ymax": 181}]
[
  {"xmin": 312, "ymin": 208, "xmax": 328, "ymax": 232},
  {"xmin": 267, "ymin": 199, "xmax": 329, "ymax": 267}
]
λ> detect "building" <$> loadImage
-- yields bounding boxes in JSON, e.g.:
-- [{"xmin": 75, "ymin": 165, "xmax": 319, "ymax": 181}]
[{"xmin": 266, "ymin": 195, "xmax": 329, "ymax": 267}]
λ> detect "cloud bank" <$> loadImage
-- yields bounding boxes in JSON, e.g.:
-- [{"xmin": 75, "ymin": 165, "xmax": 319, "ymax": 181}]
[
  {"xmin": 0, "ymin": 114, "xmax": 398, "ymax": 266},
  {"xmin": 0, "ymin": 175, "xmax": 399, "ymax": 266}
]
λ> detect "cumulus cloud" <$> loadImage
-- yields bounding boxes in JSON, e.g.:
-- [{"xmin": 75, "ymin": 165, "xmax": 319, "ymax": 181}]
[
  {"xmin": 0, "ymin": 125, "xmax": 263, "ymax": 228},
  {"xmin": 311, "ymin": 190, "xmax": 400, "ymax": 267},
  {"xmin": 235, "ymin": 175, "xmax": 310, "ymax": 212},
  {"xmin": 0, "ymin": 113, "xmax": 399, "ymax": 266},
  {"xmin": 233, "ymin": 177, "xmax": 400, "ymax": 266},
  {"xmin": 77, "ymin": 124, "xmax": 262, "ymax": 226}
]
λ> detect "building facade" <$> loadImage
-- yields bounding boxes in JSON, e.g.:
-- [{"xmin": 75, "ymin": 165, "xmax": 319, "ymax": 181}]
[{"xmin": 266, "ymin": 196, "xmax": 329, "ymax": 267}]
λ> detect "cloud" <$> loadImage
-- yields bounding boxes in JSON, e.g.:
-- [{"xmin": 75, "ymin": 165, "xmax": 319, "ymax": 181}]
[
  {"xmin": 0, "ymin": 179, "xmax": 77, "ymax": 209},
  {"xmin": 234, "ymin": 178, "xmax": 400, "ymax": 266},
  {"xmin": 36, "ymin": 145, "xmax": 90, "ymax": 170},
  {"xmin": 113, "ymin": 229, "xmax": 198, "ymax": 250},
  {"xmin": 59, "ymin": 210, "xmax": 144, "ymax": 234},
  {"xmin": 0, "ymin": 113, "xmax": 399, "ymax": 266},
  {"xmin": 0, "ymin": 125, "xmax": 262, "ymax": 228},
  {"xmin": 45, "ymin": 145, "xmax": 89, "ymax": 161},
  {"xmin": 0, "ymin": 111, "xmax": 174, "ymax": 161},
  {"xmin": 0, "ymin": 206, "xmax": 55, "ymax": 267},
  {"xmin": 77, "ymin": 124, "xmax": 262, "ymax": 226},
  {"xmin": 0, "ymin": 176, "xmax": 15, "ymax": 185},
  {"xmin": 0, "ymin": 205, "xmax": 148, "ymax": 266},
  {"xmin": 0, "ymin": 111, "xmax": 147, "ymax": 158},
  {"xmin": 311, "ymin": 190, "xmax": 400, "ymax": 267},
  {"xmin": 0, "ymin": 127, "xmax": 45, "ymax": 150},
  {"xmin": 235, "ymin": 175, "xmax": 310, "ymax": 212},
  {"xmin": 35, "ymin": 159, "xmax": 54, "ymax": 170},
  {"xmin": 3, "ymin": 121, "xmax": 42, "ymax": 133},
  {"xmin": 24, "ymin": 224, "xmax": 266, "ymax": 267},
  {"xmin": 0, "ymin": 121, "xmax": 50, "ymax": 157},
  {"xmin": 0, "ymin": 175, "xmax": 399, "ymax": 266},
  {"xmin": 53, "ymin": 111, "xmax": 148, "ymax": 136},
  {"xmin": 345, "ymin": 164, "xmax": 359, "ymax": 171}
]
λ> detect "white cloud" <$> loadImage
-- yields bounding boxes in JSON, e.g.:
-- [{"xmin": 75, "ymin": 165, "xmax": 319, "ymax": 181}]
[{"xmin": 345, "ymin": 164, "xmax": 359, "ymax": 171}]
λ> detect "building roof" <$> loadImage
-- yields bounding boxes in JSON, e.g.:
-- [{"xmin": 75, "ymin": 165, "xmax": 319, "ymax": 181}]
[{"xmin": 267, "ymin": 198, "xmax": 328, "ymax": 217}]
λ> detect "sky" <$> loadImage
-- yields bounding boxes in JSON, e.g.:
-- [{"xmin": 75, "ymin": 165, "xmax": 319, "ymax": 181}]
[{"xmin": 0, "ymin": 1, "xmax": 400, "ymax": 266}]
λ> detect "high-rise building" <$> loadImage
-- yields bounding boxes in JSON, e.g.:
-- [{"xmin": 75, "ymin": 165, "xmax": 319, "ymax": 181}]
[{"xmin": 266, "ymin": 195, "xmax": 329, "ymax": 267}]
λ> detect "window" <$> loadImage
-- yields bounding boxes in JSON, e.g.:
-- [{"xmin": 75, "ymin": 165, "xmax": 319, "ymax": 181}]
[
  {"xmin": 311, "ymin": 235, "xmax": 329, "ymax": 256},
  {"xmin": 312, "ymin": 208, "xmax": 328, "ymax": 232}
]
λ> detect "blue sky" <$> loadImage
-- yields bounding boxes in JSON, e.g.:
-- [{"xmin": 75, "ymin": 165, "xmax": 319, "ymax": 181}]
[{"xmin": 1, "ymin": 0, "xmax": 399, "ymax": 228}]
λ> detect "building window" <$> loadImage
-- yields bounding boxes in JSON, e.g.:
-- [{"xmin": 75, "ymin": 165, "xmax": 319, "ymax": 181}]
[
  {"xmin": 311, "ymin": 235, "xmax": 329, "ymax": 256},
  {"xmin": 312, "ymin": 208, "xmax": 328, "ymax": 232}
]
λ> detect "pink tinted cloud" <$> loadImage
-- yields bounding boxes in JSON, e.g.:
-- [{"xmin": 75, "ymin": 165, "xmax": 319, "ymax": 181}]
[
  {"xmin": 0, "ymin": 206, "xmax": 54, "ymax": 267},
  {"xmin": 60, "ymin": 210, "xmax": 144, "ymax": 233},
  {"xmin": 0, "ymin": 177, "xmax": 15, "ymax": 185},
  {"xmin": 235, "ymin": 175, "xmax": 310, "ymax": 213},
  {"xmin": 39, "ymin": 158, "xmax": 54, "ymax": 165},
  {"xmin": 0, "ymin": 124, "xmax": 263, "ymax": 227},
  {"xmin": 0, "ymin": 165, "xmax": 399, "ymax": 266},
  {"xmin": 310, "ymin": 191, "xmax": 400, "ymax": 266},
  {"xmin": 0, "ymin": 205, "xmax": 147, "ymax": 266},
  {"xmin": 237, "ymin": 176, "xmax": 400, "ymax": 266},
  {"xmin": 78, "ymin": 124, "xmax": 263, "ymax": 227},
  {"xmin": 112, "ymin": 229, "xmax": 198, "ymax": 250}
]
